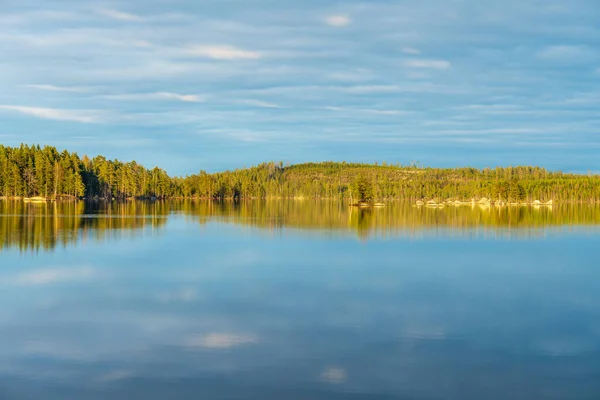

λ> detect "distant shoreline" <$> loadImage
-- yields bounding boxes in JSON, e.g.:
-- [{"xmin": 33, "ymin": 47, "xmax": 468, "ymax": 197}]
[
  {"xmin": 2, "ymin": 144, "xmax": 600, "ymax": 204},
  {"xmin": 5, "ymin": 197, "xmax": 600, "ymax": 206}
]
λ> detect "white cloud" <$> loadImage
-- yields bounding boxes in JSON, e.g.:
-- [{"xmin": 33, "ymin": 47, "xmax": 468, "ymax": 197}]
[
  {"xmin": 98, "ymin": 370, "xmax": 135, "ymax": 383},
  {"xmin": 402, "ymin": 47, "xmax": 421, "ymax": 55},
  {"xmin": 2, "ymin": 30, "xmax": 154, "ymax": 49},
  {"xmin": 320, "ymin": 367, "xmax": 347, "ymax": 384},
  {"xmin": 2, "ymin": 267, "xmax": 96, "ymax": 286},
  {"xmin": 325, "ymin": 15, "xmax": 351, "ymax": 27},
  {"xmin": 361, "ymin": 109, "xmax": 406, "ymax": 115},
  {"xmin": 133, "ymin": 40, "xmax": 153, "ymax": 48},
  {"xmin": 156, "ymin": 92, "xmax": 204, "ymax": 102},
  {"xmin": 536, "ymin": 45, "xmax": 594, "ymax": 62},
  {"xmin": 22, "ymin": 340, "xmax": 91, "ymax": 361},
  {"xmin": 96, "ymin": 9, "xmax": 143, "ymax": 21},
  {"xmin": 83, "ymin": 61, "xmax": 214, "ymax": 80},
  {"xmin": 457, "ymin": 104, "xmax": 520, "ymax": 111},
  {"xmin": 3, "ymin": 10, "xmax": 78, "ymax": 25},
  {"xmin": 0, "ymin": 105, "xmax": 104, "ymax": 123},
  {"xmin": 238, "ymin": 99, "xmax": 282, "ymax": 108},
  {"xmin": 323, "ymin": 107, "xmax": 406, "ymax": 115},
  {"xmin": 402, "ymin": 324, "xmax": 447, "ymax": 340},
  {"xmin": 186, "ymin": 45, "xmax": 262, "ymax": 60},
  {"xmin": 406, "ymin": 71, "xmax": 430, "ymax": 79},
  {"xmin": 105, "ymin": 92, "xmax": 204, "ymax": 102},
  {"xmin": 245, "ymin": 82, "xmax": 463, "ymax": 97},
  {"xmin": 25, "ymin": 84, "xmax": 88, "ymax": 93},
  {"xmin": 328, "ymin": 69, "xmax": 373, "ymax": 82},
  {"xmin": 405, "ymin": 59, "xmax": 451, "ymax": 70},
  {"xmin": 184, "ymin": 333, "xmax": 258, "ymax": 349},
  {"xmin": 341, "ymin": 85, "xmax": 400, "ymax": 94},
  {"xmin": 198, "ymin": 128, "xmax": 270, "ymax": 143},
  {"xmin": 157, "ymin": 288, "xmax": 197, "ymax": 303}
]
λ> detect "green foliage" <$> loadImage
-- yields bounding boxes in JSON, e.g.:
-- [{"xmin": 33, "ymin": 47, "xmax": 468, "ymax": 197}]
[
  {"xmin": 0, "ymin": 144, "xmax": 170, "ymax": 200},
  {"xmin": 351, "ymin": 175, "xmax": 374, "ymax": 202},
  {"xmin": 2, "ymin": 144, "xmax": 600, "ymax": 202}
]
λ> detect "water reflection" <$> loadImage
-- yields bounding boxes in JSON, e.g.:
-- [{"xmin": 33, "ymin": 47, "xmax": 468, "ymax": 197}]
[
  {"xmin": 0, "ymin": 201, "xmax": 168, "ymax": 251},
  {"xmin": 181, "ymin": 200, "xmax": 600, "ymax": 233},
  {"xmin": 2, "ymin": 200, "xmax": 600, "ymax": 251},
  {"xmin": 0, "ymin": 201, "xmax": 599, "ymax": 399}
]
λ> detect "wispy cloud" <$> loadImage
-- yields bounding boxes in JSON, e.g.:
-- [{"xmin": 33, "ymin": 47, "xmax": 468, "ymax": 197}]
[
  {"xmin": 340, "ymin": 85, "xmax": 400, "ymax": 94},
  {"xmin": 105, "ymin": 92, "xmax": 204, "ymax": 102},
  {"xmin": 25, "ymin": 84, "xmax": 88, "ymax": 93},
  {"xmin": 132, "ymin": 40, "xmax": 153, "ymax": 48},
  {"xmin": 323, "ymin": 107, "xmax": 406, "ymax": 115},
  {"xmin": 244, "ymin": 82, "xmax": 464, "ymax": 98},
  {"xmin": 0, "ymin": 105, "xmax": 104, "ymax": 123},
  {"xmin": 402, "ymin": 47, "xmax": 421, "ymax": 55},
  {"xmin": 3, "ymin": 10, "xmax": 78, "ymax": 25},
  {"xmin": 328, "ymin": 70, "xmax": 373, "ymax": 82},
  {"xmin": 536, "ymin": 45, "xmax": 595, "ymax": 63},
  {"xmin": 155, "ymin": 92, "xmax": 204, "ymax": 102},
  {"xmin": 324, "ymin": 15, "xmax": 351, "ymax": 27},
  {"xmin": 320, "ymin": 367, "xmax": 347, "ymax": 384},
  {"xmin": 405, "ymin": 59, "xmax": 451, "ymax": 70},
  {"xmin": 362, "ymin": 109, "xmax": 407, "ymax": 115},
  {"xmin": 406, "ymin": 71, "xmax": 430, "ymax": 79},
  {"xmin": 96, "ymin": 9, "xmax": 143, "ymax": 21},
  {"xmin": 98, "ymin": 370, "xmax": 135, "ymax": 383},
  {"xmin": 457, "ymin": 104, "xmax": 521, "ymax": 111},
  {"xmin": 198, "ymin": 128, "xmax": 270, "ymax": 143},
  {"xmin": 184, "ymin": 333, "xmax": 258, "ymax": 349},
  {"xmin": 238, "ymin": 99, "xmax": 282, "ymax": 108},
  {"xmin": 186, "ymin": 45, "xmax": 262, "ymax": 60},
  {"xmin": 3, "ymin": 0, "xmax": 599, "ymax": 174},
  {"xmin": 157, "ymin": 288, "xmax": 197, "ymax": 303}
]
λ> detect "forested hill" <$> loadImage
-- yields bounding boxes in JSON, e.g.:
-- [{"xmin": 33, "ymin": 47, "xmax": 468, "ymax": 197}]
[{"xmin": 2, "ymin": 144, "xmax": 600, "ymax": 203}]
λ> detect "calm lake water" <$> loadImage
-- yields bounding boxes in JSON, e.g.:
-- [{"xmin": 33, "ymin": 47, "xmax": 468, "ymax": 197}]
[{"xmin": 1, "ymin": 201, "xmax": 599, "ymax": 399}]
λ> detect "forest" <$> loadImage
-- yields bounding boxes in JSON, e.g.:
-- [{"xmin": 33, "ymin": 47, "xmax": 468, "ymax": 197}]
[{"xmin": 2, "ymin": 144, "xmax": 600, "ymax": 203}]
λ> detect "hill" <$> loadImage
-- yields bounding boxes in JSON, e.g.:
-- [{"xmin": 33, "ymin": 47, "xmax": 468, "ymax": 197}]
[{"xmin": 1, "ymin": 144, "xmax": 600, "ymax": 203}]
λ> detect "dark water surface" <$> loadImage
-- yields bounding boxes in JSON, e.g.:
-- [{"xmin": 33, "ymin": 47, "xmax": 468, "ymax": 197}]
[{"xmin": 1, "ymin": 201, "xmax": 599, "ymax": 399}]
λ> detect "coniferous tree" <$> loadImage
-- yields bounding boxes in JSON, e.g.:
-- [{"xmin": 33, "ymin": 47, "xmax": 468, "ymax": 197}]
[{"xmin": 1, "ymin": 144, "xmax": 600, "ymax": 202}]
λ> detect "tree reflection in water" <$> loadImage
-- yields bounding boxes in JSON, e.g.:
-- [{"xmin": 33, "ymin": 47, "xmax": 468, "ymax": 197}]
[{"xmin": 2, "ymin": 200, "xmax": 600, "ymax": 251}]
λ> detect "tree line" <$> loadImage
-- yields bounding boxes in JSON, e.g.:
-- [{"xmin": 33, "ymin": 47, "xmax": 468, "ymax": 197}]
[
  {"xmin": 0, "ymin": 144, "xmax": 171, "ymax": 200},
  {"xmin": 2, "ymin": 144, "xmax": 600, "ymax": 202}
]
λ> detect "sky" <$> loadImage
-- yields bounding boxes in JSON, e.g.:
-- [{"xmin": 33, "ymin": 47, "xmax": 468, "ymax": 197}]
[{"xmin": 1, "ymin": 0, "xmax": 599, "ymax": 175}]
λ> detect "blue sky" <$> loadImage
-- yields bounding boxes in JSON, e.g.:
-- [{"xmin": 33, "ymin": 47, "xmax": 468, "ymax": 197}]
[{"xmin": 1, "ymin": 0, "xmax": 599, "ymax": 175}]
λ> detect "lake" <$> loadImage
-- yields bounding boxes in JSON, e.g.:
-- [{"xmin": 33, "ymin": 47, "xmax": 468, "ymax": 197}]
[{"xmin": 1, "ymin": 200, "xmax": 599, "ymax": 399}]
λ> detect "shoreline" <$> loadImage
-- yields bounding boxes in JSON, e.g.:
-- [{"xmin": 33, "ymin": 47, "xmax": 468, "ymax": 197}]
[
  {"xmin": 3, "ymin": 197, "xmax": 600, "ymax": 205},
  {"xmin": 416, "ymin": 198, "xmax": 556, "ymax": 208}
]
